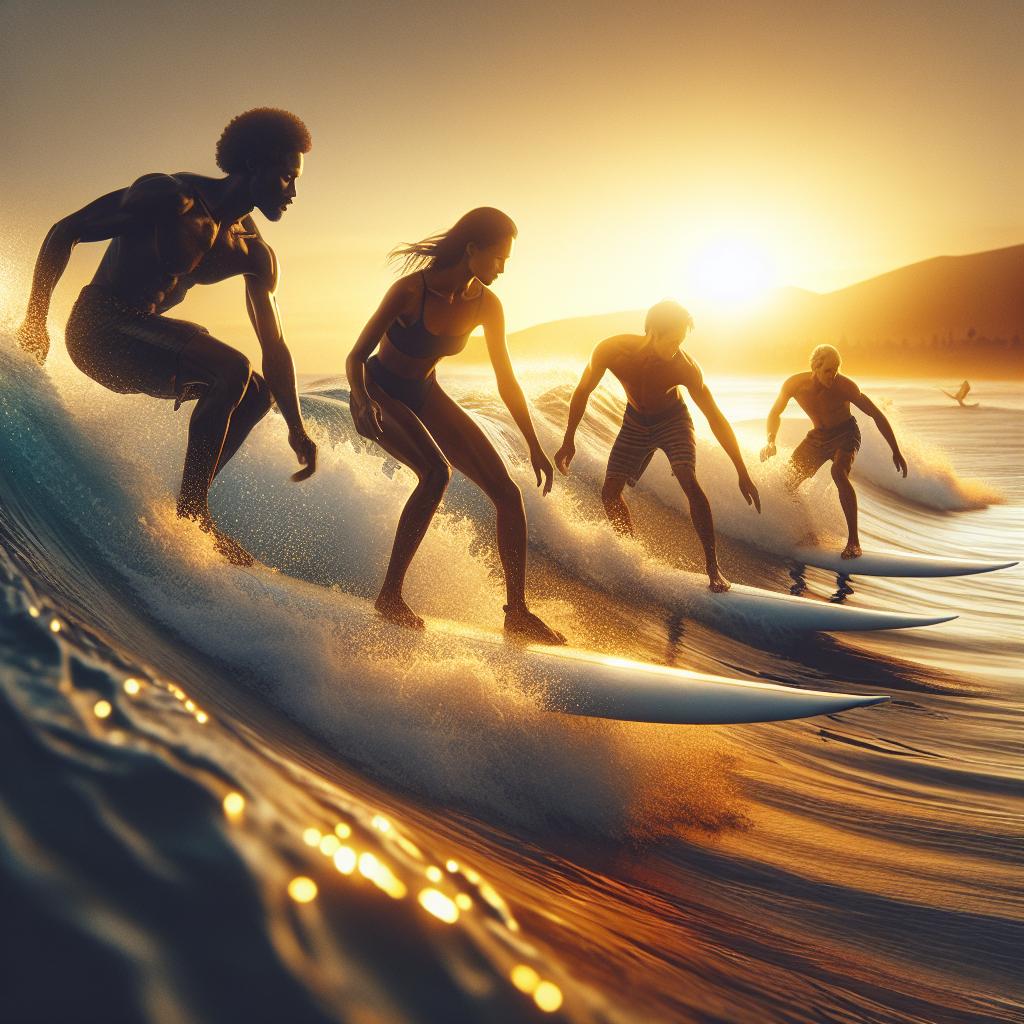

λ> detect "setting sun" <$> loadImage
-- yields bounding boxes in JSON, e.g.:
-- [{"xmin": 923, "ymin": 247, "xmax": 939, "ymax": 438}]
[{"xmin": 689, "ymin": 235, "xmax": 777, "ymax": 311}]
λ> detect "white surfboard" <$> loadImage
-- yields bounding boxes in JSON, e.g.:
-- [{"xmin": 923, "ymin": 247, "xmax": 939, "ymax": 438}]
[
  {"xmin": 792, "ymin": 547, "xmax": 1017, "ymax": 578},
  {"xmin": 420, "ymin": 621, "xmax": 888, "ymax": 724},
  {"xmin": 693, "ymin": 581, "xmax": 954, "ymax": 633}
]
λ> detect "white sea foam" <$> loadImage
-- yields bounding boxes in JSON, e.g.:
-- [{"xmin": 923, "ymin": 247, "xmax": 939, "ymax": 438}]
[{"xmin": 1, "ymin": 338, "xmax": 740, "ymax": 838}]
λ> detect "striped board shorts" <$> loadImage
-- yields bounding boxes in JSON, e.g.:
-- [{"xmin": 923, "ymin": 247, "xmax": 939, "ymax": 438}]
[
  {"xmin": 791, "ymin": 416, "xmax": 862, "ymax": 476},
  {"xmin": 606, "ymin": 400, "xmax": 697, "ymax": 486}
]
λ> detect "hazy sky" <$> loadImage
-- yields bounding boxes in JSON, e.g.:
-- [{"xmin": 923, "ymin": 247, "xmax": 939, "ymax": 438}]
[{"xmin": 2, "ymin": 0, "xmax": 1021, "ymax": 369}]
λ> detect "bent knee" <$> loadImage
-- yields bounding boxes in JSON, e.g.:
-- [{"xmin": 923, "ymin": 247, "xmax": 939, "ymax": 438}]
[
  {"xmin": 601, "ymin": 477, "xmax": 627, "ymax": 504},
  {"xmin": 674, "ymin": 467, "xmax": 700, "ymax": 492},
  {"xmin": 421, "ymin": 460, "xmax": 452, "ymax": 497},
  {"xmin": 215, "ymin": 352, "xmax": 252, "ymax": 398},
  {"xmin": 490, "ymin": 474, "xmax": 522, "ymax": 511},
  {"xmin": 831, "ymin": 456, "xmax": 854, "ymax": 481},
  {"xmin": 246, "ymin": 372, "xmax": 274, "ymax": 414}
]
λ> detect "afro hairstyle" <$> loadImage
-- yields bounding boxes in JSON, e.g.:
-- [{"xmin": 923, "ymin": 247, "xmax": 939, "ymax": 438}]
[{"xmin": 215, "ymin": 108, "xmax": 312, "ymax": 174}]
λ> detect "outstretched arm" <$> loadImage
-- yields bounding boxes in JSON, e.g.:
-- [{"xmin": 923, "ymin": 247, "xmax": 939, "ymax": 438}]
[
  {"xmin": 690, "ymin": 379, "xmax": 761, "ymax": 512},
  {"xmin": 483, "ymin": 293, "xmax": 556, "ymax": 495},
  {"xmin": 761, "ymin": 380, "xmax": 793, "ymax": 461},
  {"xmin": 243, "ymin": 240, "xmax": 317, "ymax": 480},
  {"xmin": 344, "ymin": 278, "xmax": 412, "ymax": 442},
  {"xmin": 554, "ymin": 344, "xmax": 610, "ymax": 474},
  {"xmin": 852, "ymin": 389, "xmax": 908, "ymax": 476},
  {"xmin": 18, "ymin": 176, "xmax": 191, "ymax": 364}
]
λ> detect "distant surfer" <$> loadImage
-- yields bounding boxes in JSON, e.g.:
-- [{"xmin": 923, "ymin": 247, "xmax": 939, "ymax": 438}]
[
  {"xmin": 15, "ymin": 108, "xmax": 318, "ymax": 565},
  {"xmin": 761, "ymin": 344, "xmax": 907, "ymax": 560},
  {"xmin": 942, "ymin": 380, "xmax": 978, "ymax": 407},
  {"xmin": 346, "ymin": 208, "xmax": 565, "ymax": 644},
  {"xmin": 555, "ymin": 301, "xmax": 761, "ymax": 592}
]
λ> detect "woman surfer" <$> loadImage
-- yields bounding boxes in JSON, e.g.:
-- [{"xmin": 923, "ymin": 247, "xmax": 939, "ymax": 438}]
[{"xmin": 346, "ymin": 208, "xmax": 565, "ymax": 644}]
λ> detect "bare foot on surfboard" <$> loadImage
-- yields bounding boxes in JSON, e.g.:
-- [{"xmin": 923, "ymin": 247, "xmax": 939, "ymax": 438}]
[
  {"xmin": 504, "ymin": 605, "xmax": 566, "ymax": 645},
  {"xmin": 375, "ymin": 592, "xmax": 425, "ymax": 629},
  {"xmin": 841, "ymin": 541, "xmax": 863, "ymax": 559},
  {"xmin": 708, "ymin": 569, "xmax": 731, "ymax": 593}
]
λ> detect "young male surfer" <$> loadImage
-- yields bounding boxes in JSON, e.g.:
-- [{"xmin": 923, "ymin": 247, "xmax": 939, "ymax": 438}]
[
  {"xmin": 555, "ymin": 301, "xmax": 761, "ymax": 592},
  {"xmin": 760, "ymin": 344, "xmax": 907, "ymax": 559},
  {"xmin": 15, "ymin": 108, "xmax": 318, "ymax": 565}
]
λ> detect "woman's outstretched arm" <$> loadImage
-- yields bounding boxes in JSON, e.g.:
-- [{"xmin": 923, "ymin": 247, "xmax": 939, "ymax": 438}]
[
  {"xmin": 481, "ymin": 291, "xmax": 555, "ymax": 495},
  {"xmin": 345, "ymin": 278, "xmax": 414, "ymax": 440}
]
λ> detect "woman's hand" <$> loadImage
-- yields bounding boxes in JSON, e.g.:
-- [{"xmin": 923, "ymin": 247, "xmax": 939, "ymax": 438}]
[
  {"xmin": 350, "ymin": 389, "xmax": 384, "ymax": 442},
  {"xmin": 737, "ymin": 469, "xmax": 762, "ymax": 513},
  {"xmin": 530, "ymin": 445, "xmax": 555, "ymax": 496}
]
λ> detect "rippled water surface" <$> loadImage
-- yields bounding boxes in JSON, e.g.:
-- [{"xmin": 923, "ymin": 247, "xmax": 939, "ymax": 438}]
[{"xmin": 1, "ymin": 333, "xmax": 1021, "ymax": 1023}]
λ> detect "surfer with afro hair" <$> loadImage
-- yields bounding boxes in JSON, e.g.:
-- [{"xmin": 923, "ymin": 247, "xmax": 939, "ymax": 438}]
[
  {"xmin": 17, "ymin": 108, "xmax": 317, "ymax": 565},
  {"xmin": 215, "ymin": 107, "xmax": 312, "ymax": 176}
]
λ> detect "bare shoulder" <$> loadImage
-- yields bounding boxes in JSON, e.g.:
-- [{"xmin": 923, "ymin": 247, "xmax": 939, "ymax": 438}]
[
  {"xmin": 677, "ymin": 349, "xmax": 704, "ymax": 389},
  {"xmin": 122, "ymin": 172, "xmax": 193, "ymax": 215},
  {"xmin": 383, "ymin": 272, "xmax": 425, "ymax": 319},
  {"xmin": 477, "ymin": 281, "xmax": 502, "ymax": 314},
  {"xmin": 589, "ymin": 334, "xmax": 629, "ymax": 368},
  {"xmin": 601, "ymin": 332, "xmax": 642, "ymax": 356},
  {"xmin": 785, "ymin": 371, "xmax": 811, "ymax": 394},
  {"xmin": 239, "ymin": 216, "xmax": 277, "ymax": 287},
  {"xmin": 835, "ymin": 373, "xmax": 862, "ymax": 398}
]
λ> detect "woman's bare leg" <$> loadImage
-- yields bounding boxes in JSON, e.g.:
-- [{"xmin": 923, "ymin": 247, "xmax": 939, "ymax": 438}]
[
  {"xmin": 418, "ymin": 387, "xmax": 565, "ymax": 644},
  {"xmin": 364, "ymin": 383, "xmax": 452, "ymax": 628}
]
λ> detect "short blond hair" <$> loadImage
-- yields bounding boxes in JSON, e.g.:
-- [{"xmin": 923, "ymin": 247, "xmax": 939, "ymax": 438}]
[{"xmin": 810, "ymin": 344, "xmax": 841, "ymax": 370}]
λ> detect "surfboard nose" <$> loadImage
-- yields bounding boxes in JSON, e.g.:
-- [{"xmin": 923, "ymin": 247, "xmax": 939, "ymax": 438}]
[{"xmin": 912, "ymin": 614, "xmax": 959, "ymax": 627}]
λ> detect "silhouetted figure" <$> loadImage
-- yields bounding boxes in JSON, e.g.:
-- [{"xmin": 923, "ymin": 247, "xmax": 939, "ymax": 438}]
[
  {"xmin": 942, "ymin": 380, "xmax": 978, "ymax": 407},
  {"xmin": 346, "ymin": 208, "xmax": 565, "ymax": 644},
  {"xmin": 16, "ymin": 108, "xmax": 318, "ymax": 565},
  {"xmin": 761, "ymin": 344, "xmax": 907, "ymax": 560},
  {"xmin": 555, "ymin": 302, "xmax": 761, "ymax": 592}
]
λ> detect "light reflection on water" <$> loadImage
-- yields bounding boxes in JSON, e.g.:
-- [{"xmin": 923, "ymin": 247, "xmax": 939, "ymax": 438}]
[{"xmin": 2, "ymin": 347, "xmax": 1021, "ymax": 1023}]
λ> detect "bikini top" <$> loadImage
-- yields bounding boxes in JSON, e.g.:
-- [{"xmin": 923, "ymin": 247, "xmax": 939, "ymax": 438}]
[{"xmin": 386, "ymin": 271, "xmax": 482, "ymax": 360}]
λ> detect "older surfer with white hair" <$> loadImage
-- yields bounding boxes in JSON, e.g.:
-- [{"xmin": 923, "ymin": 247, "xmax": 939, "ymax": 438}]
[{"xmin": 761, "ymin": 344, "xmax": 907, "ymax": 559}]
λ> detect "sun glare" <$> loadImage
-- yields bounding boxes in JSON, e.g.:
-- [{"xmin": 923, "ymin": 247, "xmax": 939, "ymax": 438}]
[{"xmin": 690, "ymin": 236, "xmax": 776, "ymax": 311}]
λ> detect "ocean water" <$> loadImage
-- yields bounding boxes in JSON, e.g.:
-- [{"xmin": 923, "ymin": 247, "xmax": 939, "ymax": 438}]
[{"xmin": 1, "ymin": 330, "xmax": 1021, "ymax": 1024}]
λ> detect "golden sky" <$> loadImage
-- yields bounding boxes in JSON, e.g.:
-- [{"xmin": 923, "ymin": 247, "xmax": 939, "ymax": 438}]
[{"xmin": 2, "ymin": 0, "xmax": 1021, "ymax": 370}]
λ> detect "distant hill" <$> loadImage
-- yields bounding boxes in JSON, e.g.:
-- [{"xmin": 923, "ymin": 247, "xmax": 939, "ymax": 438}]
[{"xmin": 455, "ymin": 245, "xmax": 1023, "ymax": 378}]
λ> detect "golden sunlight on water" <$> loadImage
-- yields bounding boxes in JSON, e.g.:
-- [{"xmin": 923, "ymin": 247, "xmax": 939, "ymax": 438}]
[
  {"xmin": 319, "ymin": 834, "xmax": 341, "ymax": 856},
  {"xmin": 333, "ymin": 847, "xmax": 357, "ymax": 875},
  {"xmin": 288, "ymin": 877, "xmax": 318, "ymax": 904},
  {"xmin": 222, "ymin": 792, "xmax": 245, "ymax": 820},
  {"xmin": 417, "ymin": 888, "xmax": 459, "ymax": 924},
  {"xmin": 510, "ymin": 964, "xmax": 565, "ymax": 1013}
]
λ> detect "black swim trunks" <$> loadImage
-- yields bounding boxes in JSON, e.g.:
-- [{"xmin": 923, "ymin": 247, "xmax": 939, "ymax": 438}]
[
  {"xmin": 791, "ymin": 416, "xmax": 862, "ymax": 476},
  {"xmin": 65, "ymin": 285, "xmax": 208, "ymax": 401}
]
